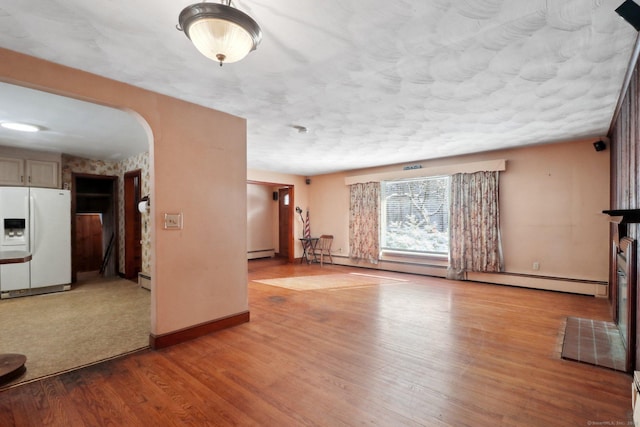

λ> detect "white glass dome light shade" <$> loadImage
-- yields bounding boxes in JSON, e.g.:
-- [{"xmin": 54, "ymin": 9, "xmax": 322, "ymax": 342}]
[
  {"xmin": 179, "ymin": 3, "xmax": 262, "ymax": 65},
  {"xmin": 188, "ymin": 18, "xmax": 255, "ymax": 63}
]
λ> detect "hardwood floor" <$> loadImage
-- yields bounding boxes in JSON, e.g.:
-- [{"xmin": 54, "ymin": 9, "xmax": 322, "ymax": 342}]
[{"xmin": 0, "ymin": 259, "xmax": 634, "ymax": 426}]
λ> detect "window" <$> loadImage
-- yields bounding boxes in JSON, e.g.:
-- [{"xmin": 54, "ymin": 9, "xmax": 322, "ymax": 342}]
[{"xmin": 380, "ymin": 176, "xmax": 450, "ymax": 256}]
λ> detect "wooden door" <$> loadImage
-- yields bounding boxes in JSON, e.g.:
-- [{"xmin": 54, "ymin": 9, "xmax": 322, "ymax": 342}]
[
  {"xmin": 124, "ymin": 170, "xmax": 142, "ymax": 280},
  {"xmin": 278, "ymin": 188, "xmax": 290, "ymax": 259},
  {"xmin": 74, "ymin": 214, "xmax": 103, "ymax": 272}
]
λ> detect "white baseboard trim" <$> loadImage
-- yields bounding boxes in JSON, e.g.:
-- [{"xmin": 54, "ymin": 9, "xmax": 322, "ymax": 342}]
[{"xmin": 248, "ymin": 249, "xmax": 275, "ymax": 260}]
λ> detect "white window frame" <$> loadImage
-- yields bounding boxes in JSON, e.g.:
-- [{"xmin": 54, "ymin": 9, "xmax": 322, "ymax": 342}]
[{"xmin": 379, "ymin": 175, "xmax": 450, "ymax": 260}]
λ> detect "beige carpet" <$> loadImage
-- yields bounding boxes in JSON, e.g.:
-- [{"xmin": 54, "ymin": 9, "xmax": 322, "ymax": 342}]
[
  {"xmin": 0, "ymin": 274, "xmax": 150, "ymax": 389},
  {"xmin": 254, "ymin": 272, "xmax": 407, "ymax": 291}
]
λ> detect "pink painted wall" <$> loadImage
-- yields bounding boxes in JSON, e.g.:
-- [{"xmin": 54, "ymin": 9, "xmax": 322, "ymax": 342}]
[
  {"xmin": 0, "ymin": 48, "xmax": 248, "ymax": 336},
  {"xmin": 498, "ymin": 140, "xmax": 609, "ymax": 280},
  {"xmin": 253, "ymin": 139, "xmax": 610, "ymax": 282}
]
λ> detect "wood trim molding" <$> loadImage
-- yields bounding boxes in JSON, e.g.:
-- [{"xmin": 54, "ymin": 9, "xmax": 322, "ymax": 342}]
[
  {"xmin": 603, "ymin": 209, "xmax": 640, "ymax": 223},
  {"xmin": 149, "ymin": 311, "xmax": 250, "ymax": 349},
  {"xmin": 344, "ymin": 159, "xmax": 506, "ymax": 185}
]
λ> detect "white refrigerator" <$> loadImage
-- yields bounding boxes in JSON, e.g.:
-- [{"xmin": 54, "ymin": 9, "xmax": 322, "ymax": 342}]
[{"xmin": 0, "ymin": 187, "xmax": 71, "ymax": 293}]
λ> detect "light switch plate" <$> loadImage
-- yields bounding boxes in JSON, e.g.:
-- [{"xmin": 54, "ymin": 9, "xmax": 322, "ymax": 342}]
[{"xmin": 164, "ymin": 213, "xmax": 183, "ymax": 230}]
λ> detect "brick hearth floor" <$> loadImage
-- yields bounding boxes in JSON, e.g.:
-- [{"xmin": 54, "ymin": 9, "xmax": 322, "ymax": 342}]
[{"xmin": 561, "ymin": 317, "xmax": 626, "ymax": 371}]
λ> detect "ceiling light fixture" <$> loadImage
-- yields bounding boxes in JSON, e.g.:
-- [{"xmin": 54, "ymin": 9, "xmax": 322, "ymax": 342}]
[
  {"xmin": 177, "ymin": 1, "xmax": 262, "ymax": 66},
  {"xmin": 0, "ymin": 122, "xmax": 40, "ymax": 132}
]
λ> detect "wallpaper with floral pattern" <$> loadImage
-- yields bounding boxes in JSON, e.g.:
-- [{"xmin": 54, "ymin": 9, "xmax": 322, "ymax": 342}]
[{"xmin": 62, "ymin": 153, "xmax": 151, "ymax": 276}]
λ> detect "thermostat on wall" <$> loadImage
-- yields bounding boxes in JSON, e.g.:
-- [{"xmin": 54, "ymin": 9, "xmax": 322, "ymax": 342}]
[{"xmin": 163, "ymin": 213, "xmax": 183, "ymax": 230}]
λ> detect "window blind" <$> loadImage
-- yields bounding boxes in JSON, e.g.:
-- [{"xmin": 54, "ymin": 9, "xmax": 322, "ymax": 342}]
[{"xmin": 381, "ymin": 176, "xmax": 450, "ymax": 255}]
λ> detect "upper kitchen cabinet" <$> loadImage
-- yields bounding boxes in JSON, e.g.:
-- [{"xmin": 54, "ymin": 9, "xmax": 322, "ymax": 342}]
[
  {"xmin": 0, "ymin": 156, "xmax": 25, "ymax": 186},
  {"xmin": 26, "ymin": 159, "xmax": 59, "ymax": 188},
  {"xmin": 0, "ymin": 147, "xmax": 61, "ymax": 188}
]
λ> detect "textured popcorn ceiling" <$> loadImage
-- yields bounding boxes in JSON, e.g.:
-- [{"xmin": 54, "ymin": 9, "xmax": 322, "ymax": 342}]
[{"xmin": 0, "ymin": 0, "xmax": 637, "ymax": 175}]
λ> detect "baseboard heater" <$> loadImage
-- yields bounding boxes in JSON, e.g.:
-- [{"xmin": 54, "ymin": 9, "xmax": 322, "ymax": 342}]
[
  {"xmin": 247, "ymin": 249, "xmax": 275, "ymax": 260},
  {"xmin": 329, "ymin": 256, "xmax": 605, "ymax": 297},
  {"xmin": 466, "ymin": 272, "xmax": 607, "ymax": 297},
  {"xmin": 138, "ymin": 272, "xmax": 151, "ymax": 290}
]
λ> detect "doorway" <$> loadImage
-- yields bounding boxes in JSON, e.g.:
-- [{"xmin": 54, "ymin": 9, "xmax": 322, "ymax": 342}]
[
  {"xmin": 247, "ymin": 181, "xmax": 295, "ymax": 263},
  {"xmin": 124, "ymin": 170, "xmax": 142, "ymax": 280},
  {"xmin": 278, "ymin": 187, "xmax": 291, "ymax": 260},
  {"xmin": 72, "ymin": 174, "xmax": 118, "ymax": 281}
]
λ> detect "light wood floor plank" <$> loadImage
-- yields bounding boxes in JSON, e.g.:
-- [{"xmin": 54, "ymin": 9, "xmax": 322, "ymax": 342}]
[{"xmin": 0, "ymin": 259, "xmax": 633, "ymax": 426}]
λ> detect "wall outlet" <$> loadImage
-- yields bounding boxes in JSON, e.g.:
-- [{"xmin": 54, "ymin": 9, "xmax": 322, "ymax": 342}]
[{"xmin": 533, "ymin": 261, "xmax": 540, "ymax": 271}]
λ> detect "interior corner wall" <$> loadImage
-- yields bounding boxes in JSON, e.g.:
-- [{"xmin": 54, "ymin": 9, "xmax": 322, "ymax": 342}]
[
  {"xmin": 309, "ymin": 139, "xmax": 610, "ymax": 285},
  {"xmin": 1, "ymin": 48, "xmax": 248, "ymax": 338}
]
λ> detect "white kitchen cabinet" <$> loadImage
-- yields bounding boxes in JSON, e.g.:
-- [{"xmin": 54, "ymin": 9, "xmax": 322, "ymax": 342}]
[
  {"xmin": 0, "ymin": 152, "xmax": 61, "ymax": 188},
  {"xmin": 0, "ymin": 156, "xmax": 25, "ymax": 186},
  {"xmin": 26, "ymin": 159, "xmax": 59, "ymax": 188}
]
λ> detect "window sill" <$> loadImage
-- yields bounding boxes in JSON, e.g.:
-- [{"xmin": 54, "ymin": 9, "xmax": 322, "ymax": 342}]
[{"xmin": 379, "ymin": 250, "xmax": 449, "ymax": 267}]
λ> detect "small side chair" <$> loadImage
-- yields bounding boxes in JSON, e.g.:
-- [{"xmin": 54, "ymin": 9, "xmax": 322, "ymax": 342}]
[{"xmin": 314, "ymin": 235, "xmax": 334, "ymax": 266}]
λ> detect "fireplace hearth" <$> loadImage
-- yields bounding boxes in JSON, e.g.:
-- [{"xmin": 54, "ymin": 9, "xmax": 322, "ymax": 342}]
[{"xmin": 603, "ymin": 209, "xmax": 640, "ymax": 372}]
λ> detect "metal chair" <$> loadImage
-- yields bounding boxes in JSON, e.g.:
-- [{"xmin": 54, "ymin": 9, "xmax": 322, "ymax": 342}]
[{"xmin": 313, "ymin": 235, "xmax": 333, "ymax": 266}]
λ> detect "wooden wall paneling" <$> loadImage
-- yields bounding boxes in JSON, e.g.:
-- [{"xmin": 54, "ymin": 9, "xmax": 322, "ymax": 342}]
[
  {"xmin": 610, "ymin": 98, "xmax": 619, "ymax": 311},
  {"xmin": 622, "ymin": 96, "xmax": 629, "ymax": 209},
  {"xmin": 617, "ymin": 91, "xmax": 624, "ymax": 199},
  {"xmin": 631, "ymin": 66, "xmax": 640, "ymax": 370},
  {"xmin": 610, "ymin": 121, "xmax": 617, "ymax": 313},
  {"xmin": 610, "ymin": 68, "xmax": 627, "ymax": 312},
  {"xmin": 627, "ymin": 75, "xmax": 632, "ymax": 205},
  {"xmin": 631, "ymin": 69, "xmax": 637, "ymax": 209},
  {"xmin": 618, "ymin": 112, "xmax": 624, "ymax": 206},
  {"xmin": 609, "ymin": 51, "xmax": 640, "ymax": 370}
]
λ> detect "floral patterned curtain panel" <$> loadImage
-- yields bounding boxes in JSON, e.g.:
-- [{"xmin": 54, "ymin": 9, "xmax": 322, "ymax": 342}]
[
  {"xmin": 447, "ymin": 171, "xmax": 503, "ymax": 280},
  {"xmin": 349, "ymin": 182, "xmax": 380, "ymax": 264}
]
